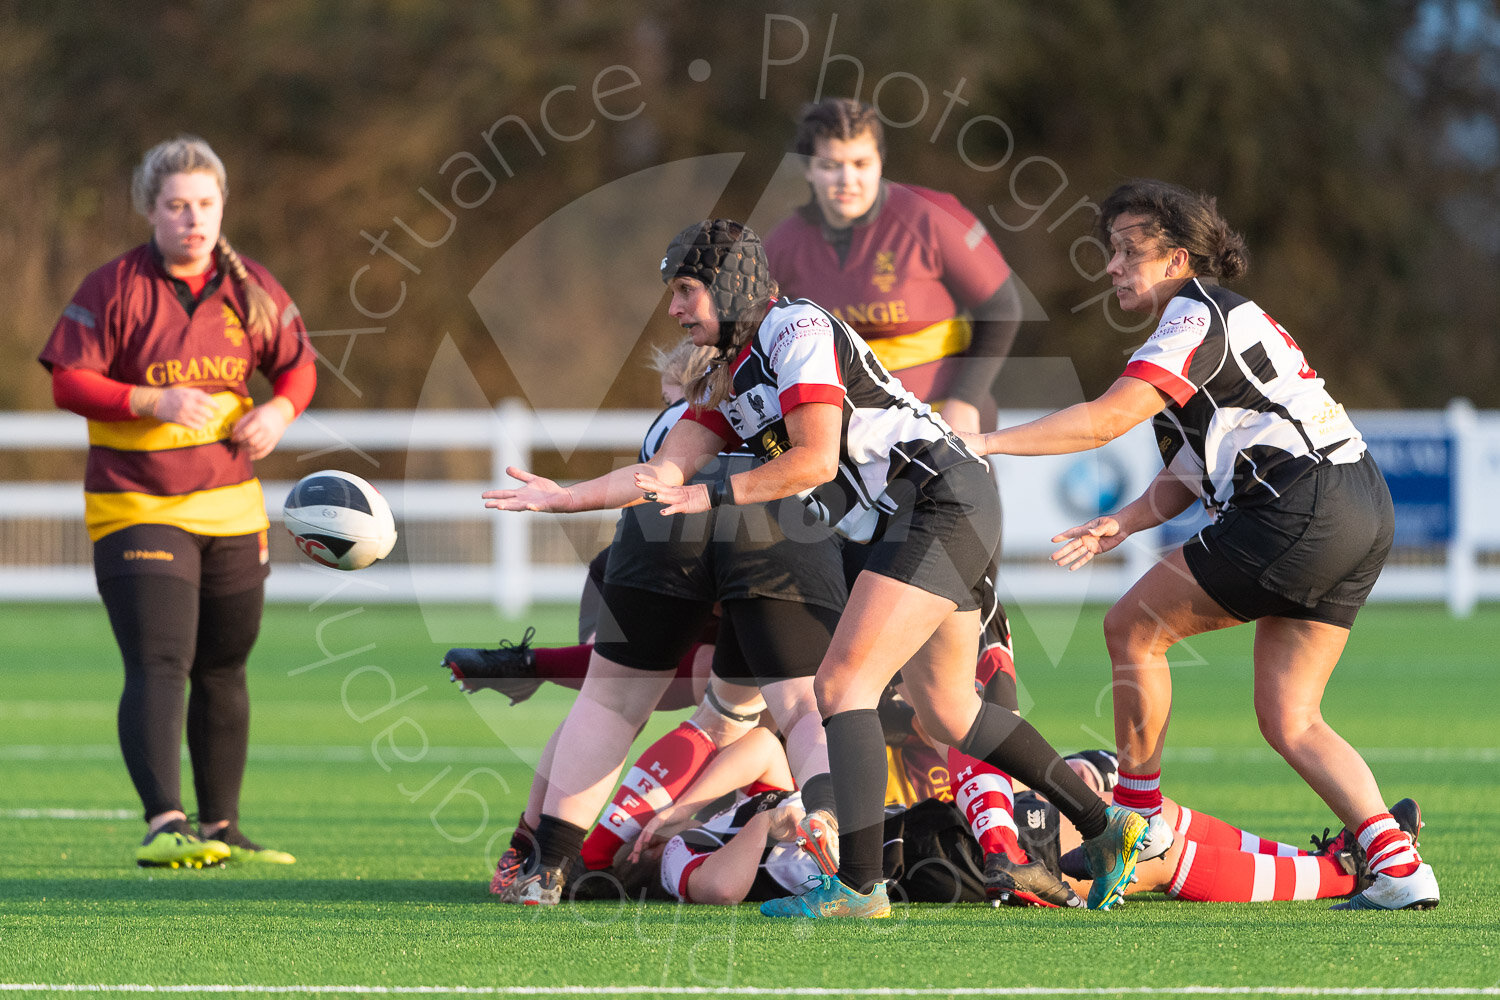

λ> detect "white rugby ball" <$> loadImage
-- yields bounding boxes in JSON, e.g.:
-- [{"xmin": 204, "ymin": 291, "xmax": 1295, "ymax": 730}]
[{"xmin": 283, "ymin": 470, "xmax": 398, "ymax": 571}]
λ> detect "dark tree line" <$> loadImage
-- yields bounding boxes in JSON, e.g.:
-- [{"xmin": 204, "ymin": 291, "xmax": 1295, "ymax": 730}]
[{"xmin": 3, "ymin": 0, "xmax": 1496, "ymax": 426}]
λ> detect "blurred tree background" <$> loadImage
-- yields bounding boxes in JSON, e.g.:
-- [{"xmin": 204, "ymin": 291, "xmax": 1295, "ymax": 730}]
[{"xmin": 3, "ymin": 0, "xmax": 1497, "ymax": 419}]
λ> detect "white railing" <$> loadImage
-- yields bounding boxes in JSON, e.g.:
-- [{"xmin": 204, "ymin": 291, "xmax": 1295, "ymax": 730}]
[{"xmin": 2, "ymin": 402, "xmax": 1496, "ymax": 616}]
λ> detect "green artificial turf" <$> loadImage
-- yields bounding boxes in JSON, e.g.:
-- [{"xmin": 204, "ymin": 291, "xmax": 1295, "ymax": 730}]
[{"xmin": 1, "ymin": 601, "xmax": 1496, "ymax": 997}]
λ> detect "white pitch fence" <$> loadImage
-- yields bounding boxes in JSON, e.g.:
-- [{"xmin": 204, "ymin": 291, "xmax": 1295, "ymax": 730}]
[{"xmin": 1, "ymin": 401, "xmax": 1495, "ymax": 616}]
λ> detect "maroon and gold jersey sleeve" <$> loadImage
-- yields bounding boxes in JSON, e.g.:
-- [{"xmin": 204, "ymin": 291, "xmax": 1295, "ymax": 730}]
[
  {"xmin": 39, "ymin": 254, "xmax": 133, "ymax": 377},
  {"xmin": 905, "ymin": 185, "xmax": 1010, "ymax": 311}
]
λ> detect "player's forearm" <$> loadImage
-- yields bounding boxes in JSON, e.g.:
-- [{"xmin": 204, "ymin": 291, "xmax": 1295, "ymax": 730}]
[
  {"xmin": 723, "ymin": 445, "xmax": 836, "ymax": 506},
  {"xmin": 670, "ymin": 737, "xmax": 782, "ymax": 818},
  {"xmin": 569, "ymin": 463, "xmax": 674, "ymax": 511},
  {"xmin": 685, "ymin": 811, "xmax": 773, "ymax": 905},
  {"xmin": 1114, "ymin": 469, "xmax": 1198, "ymax": 534},
  {"xmin": 977, "ymin": 401, "xmax": 1119, "ymax": 456}
]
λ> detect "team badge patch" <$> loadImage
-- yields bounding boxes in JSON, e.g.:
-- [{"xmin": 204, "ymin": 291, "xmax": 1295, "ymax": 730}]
[{"xmin": 221, "ymin": 303, "xmax": 245, "ymax": 347}]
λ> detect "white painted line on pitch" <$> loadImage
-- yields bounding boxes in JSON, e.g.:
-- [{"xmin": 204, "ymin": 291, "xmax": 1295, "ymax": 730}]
[
  {"xmin": 2, "ymin": 987, "xmax": 1499, "ymax": 996},
  {"xmin": 0, "ymin": 808, "xmax": 135, "ymax": 820}
]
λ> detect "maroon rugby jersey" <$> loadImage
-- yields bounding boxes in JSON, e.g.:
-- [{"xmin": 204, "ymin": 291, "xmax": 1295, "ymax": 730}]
[
  {"xmin": 39, "ymin": 243, "xmax": 313, "ymax": 540},
  {"xmin": 765, "ymin": 182, "xmax": 1010, "ymax": 377}
]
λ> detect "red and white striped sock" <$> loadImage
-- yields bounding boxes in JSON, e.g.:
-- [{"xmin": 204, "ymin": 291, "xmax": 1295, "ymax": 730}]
[
  {"xmin": 949, "ymin": 749, "xmax": 1026, "ymax": 863},
  {"xmin": 579, "ymin": 721, "xmax": 718, "ymax": 870},
  {"xmin": 1357, "ymin": 813, "xmax": 1422, "ymax": 879},
  {"xmin": 1172, "ymin": 805, "xmax": 1305, "ymax": 856},
  {"xmin": 1167, "ymin": 839, "xmax": 1356, "ymax": 901},
  {"xmin": 1113, "ymin": 768, "xmax": 1163, "ymax": 818}
]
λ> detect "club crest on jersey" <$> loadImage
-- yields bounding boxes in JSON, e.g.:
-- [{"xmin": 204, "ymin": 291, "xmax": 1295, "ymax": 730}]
[
  {"xmin": 871, "ymin": 250, "xmax": 897, "ymax": 293},
  {"xmin": 730, "ymin": 386, "xmax": 777, "ymax": 435},
  {"xmin": 221, "ymin": 303, "xmax": 246, "ymax": 347}
]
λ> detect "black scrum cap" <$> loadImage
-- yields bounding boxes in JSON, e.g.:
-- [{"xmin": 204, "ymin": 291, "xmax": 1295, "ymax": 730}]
[{"xmin": 660, "ymin": 219, "xmax": 771, "ymax": 329}]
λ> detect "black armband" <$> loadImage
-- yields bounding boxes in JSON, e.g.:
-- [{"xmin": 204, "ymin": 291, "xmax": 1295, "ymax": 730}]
[{"xmin": 709, "ymin": 477, "xmax": 734, "ymax": 508}]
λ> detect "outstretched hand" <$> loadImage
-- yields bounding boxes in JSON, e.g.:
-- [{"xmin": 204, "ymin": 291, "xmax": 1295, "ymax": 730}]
[
  {"xmin": 634, "ymin": 471, "xmax": 711, "ymax": 516},
  {"xmin": 629, "ymin": 803, "xmax": 692, "ymax": 863},
  {"xmin": 483, "ymin": 467, "xmax": 573, "ymax": 513},
  {"xmin": 1050, "ymin": 516, "xmax": 1126, "ymax": 571}
]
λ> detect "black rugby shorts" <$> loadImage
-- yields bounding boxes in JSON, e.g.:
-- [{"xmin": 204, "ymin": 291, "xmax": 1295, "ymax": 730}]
[{"xmin": 1183, "ymin": 453, "xmax": 1394, "ymax": 629}]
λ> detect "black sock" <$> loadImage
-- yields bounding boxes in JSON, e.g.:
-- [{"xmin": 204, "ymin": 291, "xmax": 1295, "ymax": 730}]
[
  {"xmin": 824, "ymin": 709, "xmax": 887, "ymax": 893},
  {"xmin": 534, "ymin": 814, "xmax": 589, "ymax": 870},
  {"xmin": 510, "ymin": 815, "xmax": 536, "ymax": 858},
  {"xmin": 958, "ymin": 701, "xmax": 1108, "ymax": 840},
  {"xmin": 800, "ymin": 772, "xmax": 835, "ymax": 817}
]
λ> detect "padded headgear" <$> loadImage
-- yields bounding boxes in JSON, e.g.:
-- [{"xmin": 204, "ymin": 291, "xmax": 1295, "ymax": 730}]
[
  {"xmin": 660, "ymin": 219, "xmax": 771, "ymax": 342},
  {"xmin": 1064, "ymin": 749, "xmax": 1120, "ymax": 793}
]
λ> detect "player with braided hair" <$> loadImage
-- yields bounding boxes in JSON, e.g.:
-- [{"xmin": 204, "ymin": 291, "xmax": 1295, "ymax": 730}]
[{"xmin": 40, "ymin": 134, "xmax": 315, "ymax": 868}]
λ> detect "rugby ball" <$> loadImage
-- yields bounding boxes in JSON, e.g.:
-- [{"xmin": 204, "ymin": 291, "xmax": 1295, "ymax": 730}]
[{"xmin": 283, "ymin": 470, "xmax": 398, "ymax": 571}]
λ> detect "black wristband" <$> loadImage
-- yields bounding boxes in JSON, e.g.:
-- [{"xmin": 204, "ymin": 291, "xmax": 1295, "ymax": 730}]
[{"xmin": 709, "ymin": 478, "xmax": 733, "ymax": 507}]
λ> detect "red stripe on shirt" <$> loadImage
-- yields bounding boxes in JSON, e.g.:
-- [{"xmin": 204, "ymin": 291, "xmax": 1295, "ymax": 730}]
[
  {"xmin": 683, "ymin": 407, "xmax": 741, "ymax": 448},
  {"xmin": 780, "ymin": 384, "xmax": 845, "ymax": 411},
  {"xmin": 1122, "ymin": 359, "xmax": 1195, "ymax": 407},
  {"xmin": 676, "ymin": 852, "xmax": 711, "ymax": 903}
]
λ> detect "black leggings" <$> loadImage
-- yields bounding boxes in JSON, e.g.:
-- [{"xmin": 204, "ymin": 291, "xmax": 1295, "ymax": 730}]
[{"xmin": 99, "ymin": 574, "xmax": 263, "ymax": 824}]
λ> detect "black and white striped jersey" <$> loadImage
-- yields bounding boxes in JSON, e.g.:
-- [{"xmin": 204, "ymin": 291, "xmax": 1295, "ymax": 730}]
[
  {"xmin": 658, "ymin": 789, "xmax": 816, "ymax": 901},
  {"xmin": 1123, "ymin": 279, "xmax": 1366, "ymax": 513},
  {"xmin": 686, "ymin": 297, "xmax": 982, "ymax": 542},
  {"xmin": 638, "ymin": 400, "xmax": 689, "ymax": 462}
]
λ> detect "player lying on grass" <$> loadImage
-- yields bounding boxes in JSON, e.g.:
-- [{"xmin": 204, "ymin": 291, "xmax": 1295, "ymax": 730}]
[
  {"xmin": 459, "ymin": 587, "xmax": 1069, "ymax": 907},
  {"xmin": 584, "ymin": 730, "xmax": 1424, "ymax": 909},
  {"xmin": 485, "ymin": 220, "xmax": 1154, "ymax": 915}
]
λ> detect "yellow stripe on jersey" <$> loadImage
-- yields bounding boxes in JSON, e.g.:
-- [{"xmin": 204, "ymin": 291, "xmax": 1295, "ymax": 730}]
[
  {"xmin": 84, "ymin": 479, "xmax": 269, "ymax": 542},
  {"xmin": 86, "ymin": 391, "xmax": 253, "ymax": 452},
  {"xmin": 865, "ymin": 317, "xmax": 973, "ymax": 373},
  {"xmin": 886, "ymin": 745, "xmax": 919, "ymax": 808}
]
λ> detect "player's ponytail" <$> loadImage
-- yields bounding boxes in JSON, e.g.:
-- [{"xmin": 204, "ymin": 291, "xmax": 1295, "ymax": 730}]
[
  {"xmin": 215, "ymin": 234, "xmax": 278, "ymax": 341},
  {"xmin": 682, "ymin": 311, "xmax": 769, "ymax": 413},
  {"xmin": 1206, "ymin": 210, "xmax": 1249, "ymax": 282}
]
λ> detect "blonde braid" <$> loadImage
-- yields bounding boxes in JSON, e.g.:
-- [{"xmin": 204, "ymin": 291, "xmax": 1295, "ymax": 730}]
[{"xmin": 215, "ymin": 235, "xmax": 277, "ymax": 341}]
